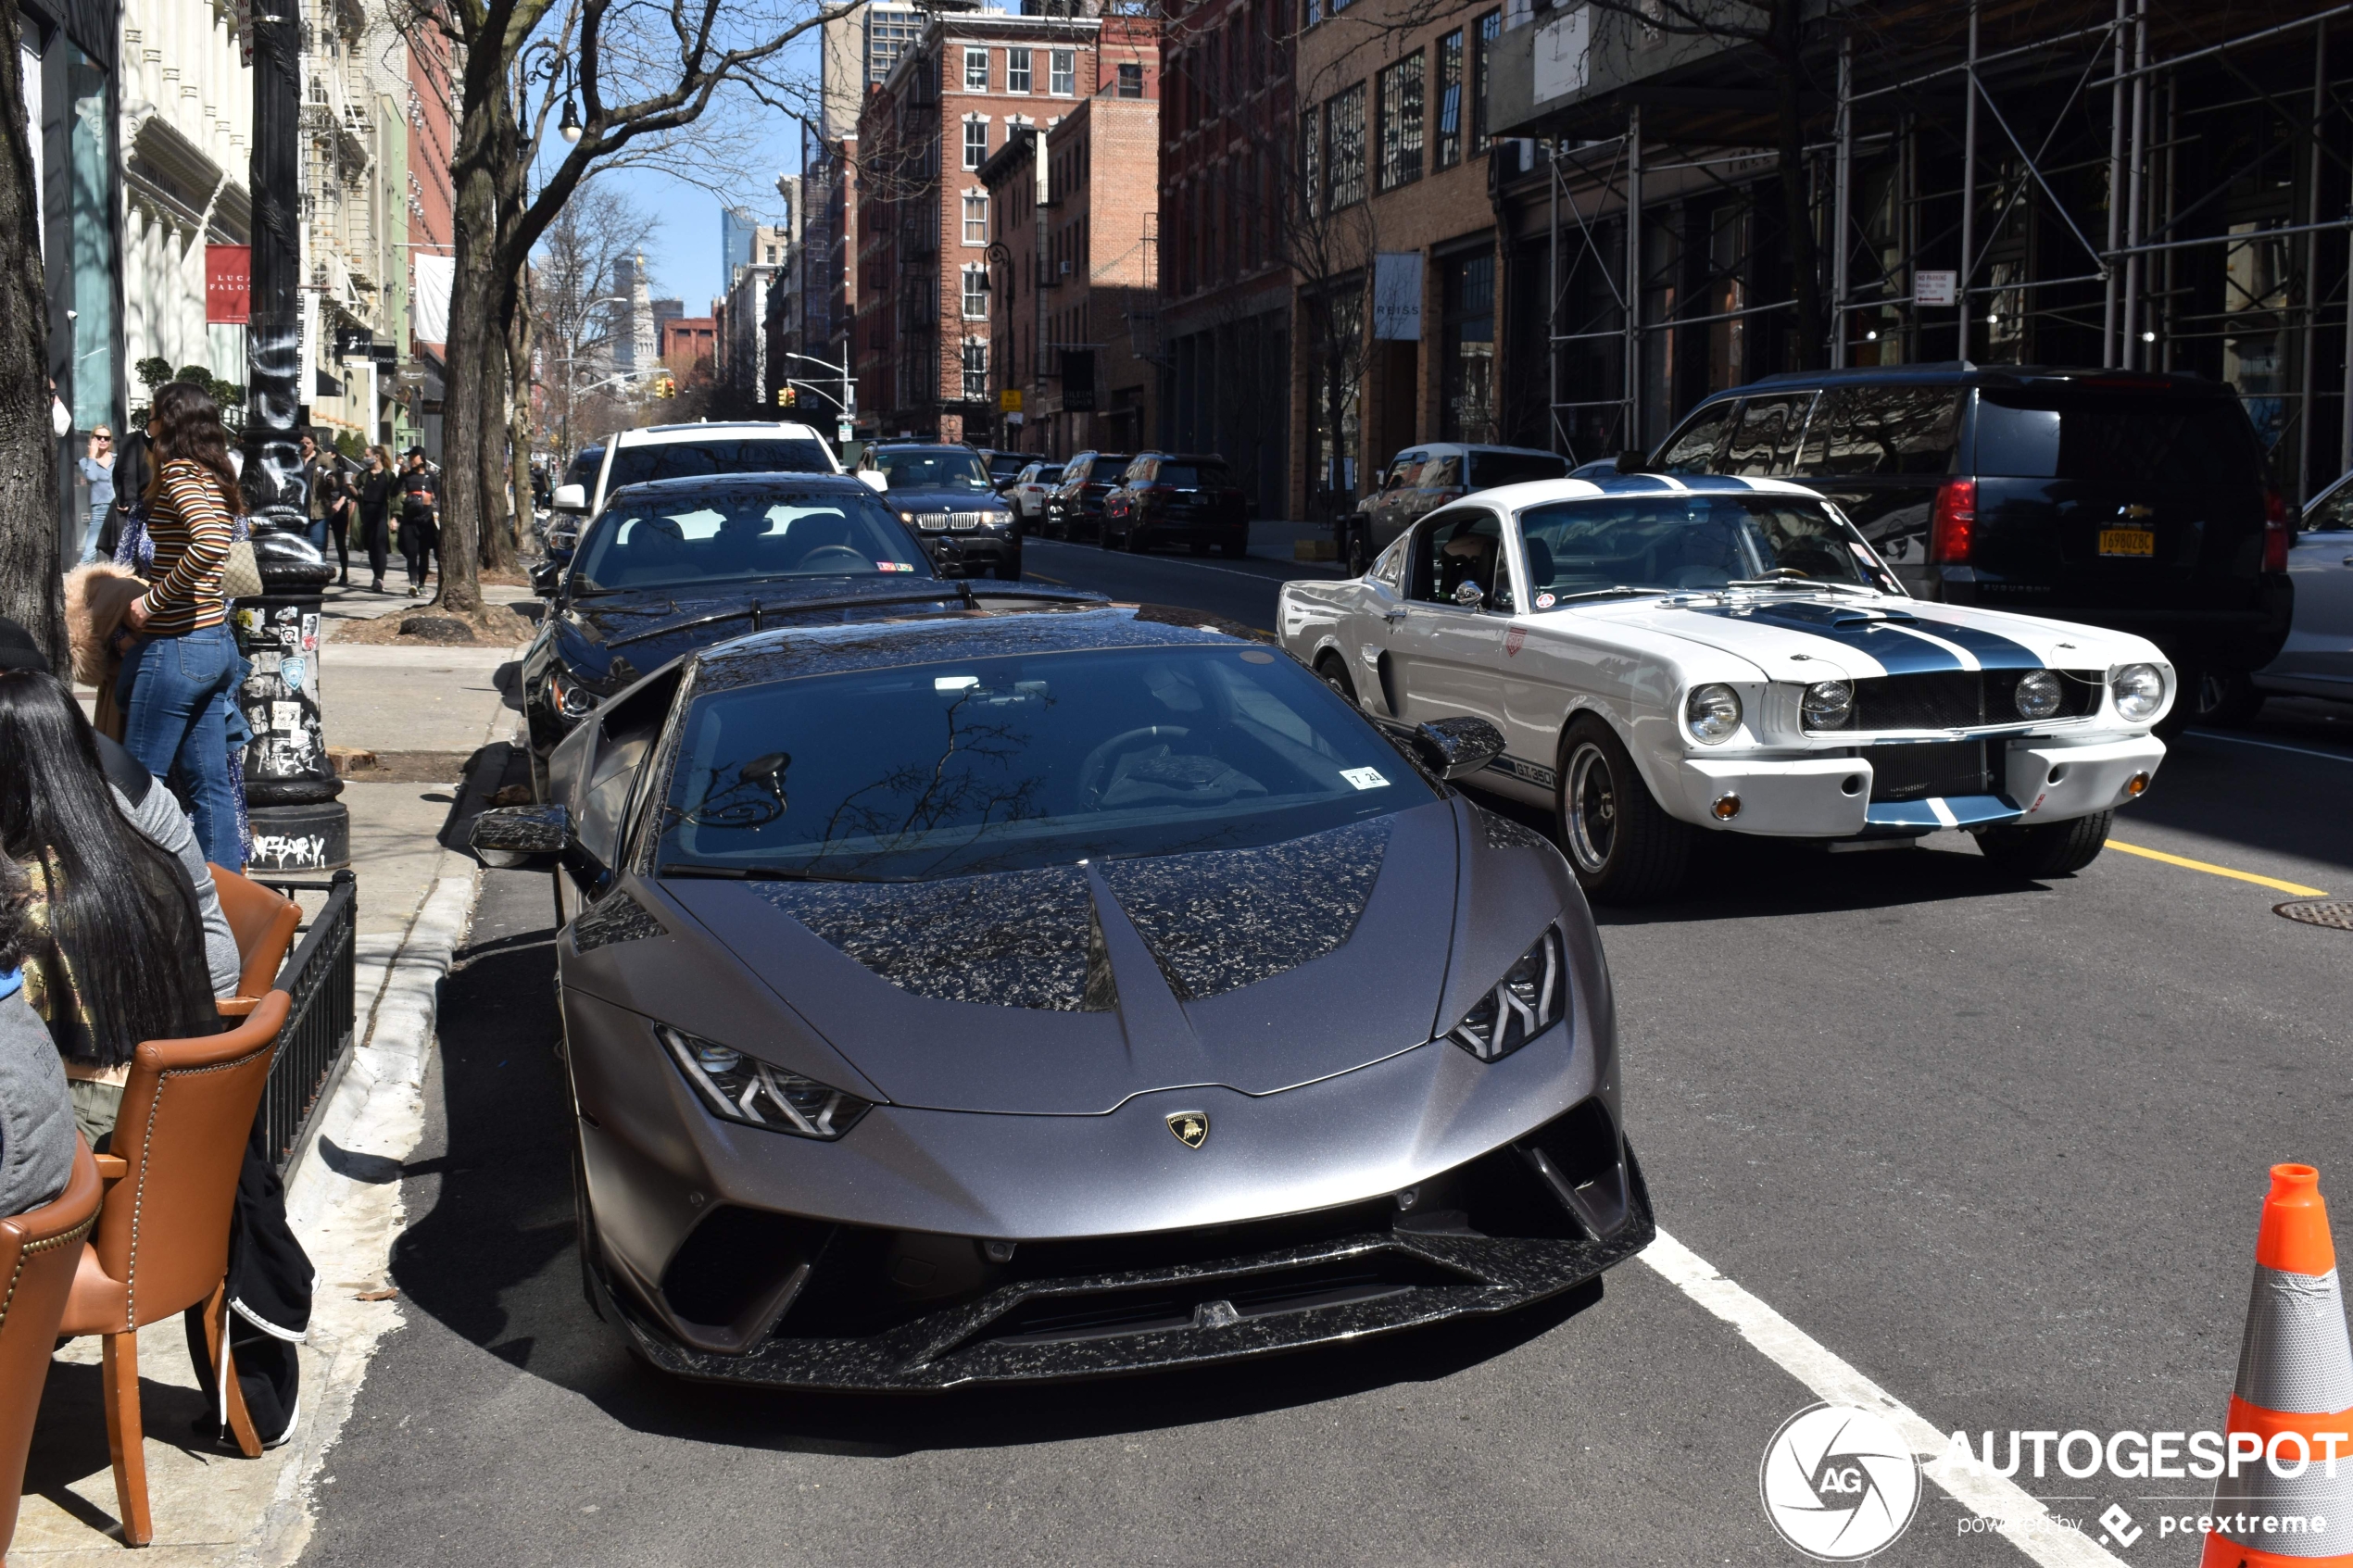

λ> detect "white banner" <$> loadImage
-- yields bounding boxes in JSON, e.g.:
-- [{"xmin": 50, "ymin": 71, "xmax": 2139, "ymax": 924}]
[
  {"xmin": 1373, "ymin": 252, "xmax": 1423, "ymax": 342},
  {"xmin": 412, "ymin": 254, "xmax": 455, "ymax": 345}
]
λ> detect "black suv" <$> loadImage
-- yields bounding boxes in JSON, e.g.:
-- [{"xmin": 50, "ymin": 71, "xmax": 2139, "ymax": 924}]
[
  {"xmin": 1651, "ymin": 365, "xmax": 2293, "ymax": 722},
  {"xmin": 1042, "ymin": 451, "xmax": 1136, "ymax": 541},
  {"xmin": 1100, "ymin": 452, "xmax": 1250, "ymax": 557}
]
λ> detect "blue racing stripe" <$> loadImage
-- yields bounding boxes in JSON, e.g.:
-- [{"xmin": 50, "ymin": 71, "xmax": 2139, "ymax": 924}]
[
  {"xmin": 1686, "ymin": 601, "xmax": 1963, "ymax": 674},
  {"xmin": 1891, "ymin": 615, "xmax": 2045, "ymax": 671}
]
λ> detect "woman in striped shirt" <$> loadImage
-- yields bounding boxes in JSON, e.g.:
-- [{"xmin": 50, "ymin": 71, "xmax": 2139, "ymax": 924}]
[{"xmin": 116, "ymin": 382, "xmax": 245, "ymax": 869}]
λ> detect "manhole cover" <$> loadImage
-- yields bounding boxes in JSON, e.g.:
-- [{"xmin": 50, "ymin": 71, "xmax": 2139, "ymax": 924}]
[{"xmin": 2276, "ymin": 900, "xmax": 2353, "ymax": 931}]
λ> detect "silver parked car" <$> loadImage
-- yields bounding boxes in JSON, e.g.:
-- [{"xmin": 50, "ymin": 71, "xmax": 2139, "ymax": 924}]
[
  {"xmin": 472, "ymin": 596, "xmax": 1652, "ymax": 1389},
  {"xmin": 2209, "ymin": 472, "xmax": 2353, "ymax": 721},
  {"xmin": 1006, "ymin": 460, "xmax": 1064, "ymax": 525}
]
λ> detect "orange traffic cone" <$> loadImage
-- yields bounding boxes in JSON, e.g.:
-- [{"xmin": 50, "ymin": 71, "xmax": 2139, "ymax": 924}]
[{"xmin": 2204, "ymin": 1164, "xmax": 2353, "ymax": 1567}]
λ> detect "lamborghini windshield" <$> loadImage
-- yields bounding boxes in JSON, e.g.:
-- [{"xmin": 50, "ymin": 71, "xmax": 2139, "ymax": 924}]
[
  {"xmin": 571, "ymin": 488, "xmax": 932, "ymax": 594},
  {"xmin": 654, "ymin": 645, "xmax": 1434, "ymax": 880},
  {"xmin": 1515, "ymin": 493, "xmax": 1897, "ymax": 597}
]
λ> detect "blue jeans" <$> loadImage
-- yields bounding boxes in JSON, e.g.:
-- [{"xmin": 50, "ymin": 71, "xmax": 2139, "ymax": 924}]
[
  {"xmin": 120, "ymin": 622, "xmax": 242, "ymax": 869},
  {"xmin": 79, "ymin": 501, "xmax": 107, "ymax": 563}
]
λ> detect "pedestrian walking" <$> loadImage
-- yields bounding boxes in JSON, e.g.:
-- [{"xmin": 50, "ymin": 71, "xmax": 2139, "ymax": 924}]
[
  {"xmin": 100, "ymin": 424, "xmax": 152, "ymax": 564},
  {"xmin": 113, "ymin": 382, "xmax": 245, "ymax": 870},
  {"xmin": 358, "ymin": 445, "xmax": 396, "ymax": 592},
  {"xmin": 397, "ymin": 447, "xmax": 440, "ymax": 596},
  {"xmin": 302, "ymin": 433, "xmax": 355, "ymax": 586},
  {"xmin": 75, "ymin": 427, "xmax": 114, "ymax": 564}
]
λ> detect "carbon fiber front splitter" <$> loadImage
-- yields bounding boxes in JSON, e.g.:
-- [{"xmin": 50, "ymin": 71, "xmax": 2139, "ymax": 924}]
[{"xmin": 593, "ymin": 1148, "xmax": 1655, "ymax": 1393}]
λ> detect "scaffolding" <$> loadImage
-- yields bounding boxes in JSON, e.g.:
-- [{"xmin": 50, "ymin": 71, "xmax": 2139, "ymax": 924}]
[{"xmin": 1523, "ymin": 0, "xmax": 2353, "ymax": 498}]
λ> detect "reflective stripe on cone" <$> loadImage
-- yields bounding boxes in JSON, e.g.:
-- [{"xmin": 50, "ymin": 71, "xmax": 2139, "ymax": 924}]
[{"xmin": 2208, "ymin": 1167, "xmax": 2353, "ymax": 1564}]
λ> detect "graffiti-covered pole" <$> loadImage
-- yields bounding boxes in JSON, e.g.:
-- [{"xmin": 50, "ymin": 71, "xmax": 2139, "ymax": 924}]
[{"xmin": 236, "ymin": 2, "xmax": 349, "ymax": 872}]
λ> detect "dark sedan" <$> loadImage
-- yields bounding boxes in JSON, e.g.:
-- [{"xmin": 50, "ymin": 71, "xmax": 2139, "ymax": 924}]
[
  {"xmin": 1101, "ymin": 452, "xmax": 1252, "ymax": 558},
  {"xmin": 472, "ymin": 599, "xmax": 1651, "ymax": 1390},
  {"xmin": 869, "ymin": 445, "xmax": 1023, "ymax": 579},
  {"xmin": 1041, "ymin": 450, "xmax": 1135, "ymax": 541},
  {"xmin": 520, "ymin": 473, "xmax": 1068, "ymax": 796}
]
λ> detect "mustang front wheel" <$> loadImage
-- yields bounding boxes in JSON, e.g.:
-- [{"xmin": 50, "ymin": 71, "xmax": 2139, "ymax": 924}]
[
  {"xmin": 1975, "ymin": 809, "xmax": 2113, "ymax": 879},
  {"xmin": 1555, "ymin": 719, "xmax": 1692, "ymax": 904}
]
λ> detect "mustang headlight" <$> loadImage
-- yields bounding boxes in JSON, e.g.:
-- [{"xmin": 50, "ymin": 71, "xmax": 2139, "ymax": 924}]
[
  {"xmin": 656, "ymin": 1024, "xmax": 872, "ymax": 1140},
  {"xmin": 1684, "ymin": 684, "xmax": 1743, "ymax": 745},
  {"xmin": 2110, "ymin": 662, "xmax": 2165, "ymax": 722},
  {"xmin": 550, "ymin": 671, "xmax": 599, "ymax": 721},
  {"xmin": 2014, "ymin": 669, "xmax": 2063, "ymax": 720},
  {"xmin": 1447, "ymin": 930, "xmax": 1567, "ymax": 1063},
  {"xmin": 1800, "ymin": 679, "xmax": 1853, "ymax": 729}
]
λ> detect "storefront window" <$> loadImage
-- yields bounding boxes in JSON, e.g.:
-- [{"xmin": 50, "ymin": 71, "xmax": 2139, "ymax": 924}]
[{"xmin": 1441, "ymin": 252, "xmax": 1493, "ymax": 442}]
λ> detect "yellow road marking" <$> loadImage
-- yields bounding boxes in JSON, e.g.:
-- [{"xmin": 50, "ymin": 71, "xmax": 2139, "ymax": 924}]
[{"xmin": 2106, "ymin": 838, "xmax": 2327, "ymax": 897}]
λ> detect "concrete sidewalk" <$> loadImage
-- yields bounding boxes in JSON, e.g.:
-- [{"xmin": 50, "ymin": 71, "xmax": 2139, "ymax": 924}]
[{"xmin": 15, "ymin": 587, "xmax": 533, "ymax": 1565}]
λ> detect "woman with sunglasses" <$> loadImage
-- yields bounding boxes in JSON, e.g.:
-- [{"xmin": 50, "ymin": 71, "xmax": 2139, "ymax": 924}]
[{"xmin": 76, "ymin": 425, "xmax": 114, "ymax": 564}]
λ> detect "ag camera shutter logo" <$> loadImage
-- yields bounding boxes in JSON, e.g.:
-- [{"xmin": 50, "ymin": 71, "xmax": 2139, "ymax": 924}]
[{"xmin": 1760, "ymin": 1404, "xmax": 1922, "ymax": 1560}]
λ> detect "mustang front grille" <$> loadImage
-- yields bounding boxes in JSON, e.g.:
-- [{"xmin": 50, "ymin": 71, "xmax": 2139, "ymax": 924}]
[{"xmin": 1815, "ymin": 669, "xmax": 2104, "ymax": 733}]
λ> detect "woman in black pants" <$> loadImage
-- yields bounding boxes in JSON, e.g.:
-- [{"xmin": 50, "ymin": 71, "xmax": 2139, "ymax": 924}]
[{"xmin": 357, "ymin": 445, "xmax": 397, "ymax": 593}]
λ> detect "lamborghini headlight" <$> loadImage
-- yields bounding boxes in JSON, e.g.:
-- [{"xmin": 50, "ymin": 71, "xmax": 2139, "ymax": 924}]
[
  {"xmin": 550, "ymin": 671, "xmax": 600, "ymax": 721},
  {"xmin": 1447, "ymin": 930, "xmax": 1567, "ymax": 1063},
  {"xmin": 656, "ymin": 1024, "xmax": 872, "ymax": 1140}
]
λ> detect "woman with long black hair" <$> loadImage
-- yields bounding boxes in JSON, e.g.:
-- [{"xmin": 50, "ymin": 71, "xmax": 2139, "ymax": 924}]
[
  {"xmin": 0, "ymin": 669, "xmax": 218, "ymax": 1146},
  {"xmin": 116, "ymin": 382, "xmax": 245, "ymax": 869}
]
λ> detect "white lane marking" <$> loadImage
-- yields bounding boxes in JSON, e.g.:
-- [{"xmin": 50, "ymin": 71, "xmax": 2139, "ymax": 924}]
[
  {"xmin": 1027, "ymin": 537, "xmax": 1344, "ymax": 585},
  {"xmin": 1640, "ymin": 1227, "xmax": 2126, "ymax": 1568},
  {"xmin": 2183, "ymin": 729, "xmax": 2353, "ymax": 766}
]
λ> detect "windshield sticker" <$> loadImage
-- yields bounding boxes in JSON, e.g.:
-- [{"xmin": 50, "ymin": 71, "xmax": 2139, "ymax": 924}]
[
  {"xmin": 1340, "ymin": 767, "xmax": 1390, "ymax": 791},
  {"xmin": 1535, "ymin": 593, "xmax": 1556, "ymax": 608},
  {"xmin": 877, "ymin": 560, "xmax": 915, "ymax": 572}
]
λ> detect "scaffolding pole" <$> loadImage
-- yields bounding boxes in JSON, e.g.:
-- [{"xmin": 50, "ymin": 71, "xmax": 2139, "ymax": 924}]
[
  {"xmin": 1550, "ymin": 152, "xmax": 1561, "ymax": 456},
  {"xmin": 2304, "ymin": 21, "xmax": 2328, "ymax": 500},
  {"xmin": 2106, "ymin": 0, "xmax": 2126, "ymax": 364},
  {"xmin": 1624, "ymin": 105, "xmax": 1642, "ymax": 454},
  {"xmin": 1834, "ymin": 35, "xmax": 1853, "ymax": 368},
  {"xmin": 2124, "ymin": 0, "xmax": 2148, "ymax": 368},
  {"xmin": 1958, "ymin": 0, "xmax": 1980, "ymax": 361}
]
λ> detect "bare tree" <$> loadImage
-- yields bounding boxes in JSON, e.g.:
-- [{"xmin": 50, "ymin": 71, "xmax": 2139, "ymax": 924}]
[
  {"xmin": 1279, "ymin": 76, "xmax": 1378, "ymax": 546},
  {"xmin": 0, "ymin": 27, "xmax": 58, "ymax": 664},
  {"xmin": 532, "ymin": 178, "xmax": 662, "ymax": 456}
]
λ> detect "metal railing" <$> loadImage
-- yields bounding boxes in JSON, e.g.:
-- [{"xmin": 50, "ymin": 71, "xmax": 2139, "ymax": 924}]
[{"xmin": 253, "ymin": 870, "xmax": 359, "ymax": 1173}]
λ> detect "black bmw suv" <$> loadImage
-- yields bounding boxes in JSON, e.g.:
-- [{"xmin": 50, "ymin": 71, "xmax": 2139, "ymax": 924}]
[{"xmin": 1651, "ymin": 365, "xmax": 2293, "ymax": 726}]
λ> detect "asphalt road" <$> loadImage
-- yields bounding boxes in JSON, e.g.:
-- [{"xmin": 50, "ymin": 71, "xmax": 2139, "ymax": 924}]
[{"xmin": 297, "ymin": 557, "xmax": 2353, "ymax": 1568}]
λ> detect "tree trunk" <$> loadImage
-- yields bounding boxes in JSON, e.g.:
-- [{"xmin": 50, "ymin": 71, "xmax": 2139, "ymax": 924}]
[
  {"xmin": 477, "ymin": 326, "xmax": 512, "ymax": 572},
  {"xmin": 508, "ymin": 275, "xmax": 535, "ymax": 563},
  {"xmin": 0, "ymin": 19, "xmax": 60, "ymax": 667},
  {"xmin": 1774, "ymin": 2, "xmax": 1824, "ymax": 370}
]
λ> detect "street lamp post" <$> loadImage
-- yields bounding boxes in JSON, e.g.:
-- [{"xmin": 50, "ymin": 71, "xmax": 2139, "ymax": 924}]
[
  {"xmin": 779, "ymin": 350, "xmax": 856, "ymax": 448},
  {"xmin": 557, "ymin": 294, "xmax": 632, "ymax": 458}
]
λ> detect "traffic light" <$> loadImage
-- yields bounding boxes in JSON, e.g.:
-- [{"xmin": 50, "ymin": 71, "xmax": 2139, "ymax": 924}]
[
  {"xmin": 776, "ymin": 385, "xmax": 797, "ymax": 407},
  {"xmin": 655, "ymin": 373, "xmax": 676, "ymax": 399}
]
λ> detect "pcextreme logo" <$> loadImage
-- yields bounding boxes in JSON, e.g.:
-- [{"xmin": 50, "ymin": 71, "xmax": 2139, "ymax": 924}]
[{"xmin": 1760, "ymin": 1404, "xmax": 1923, "ymax": 1561}]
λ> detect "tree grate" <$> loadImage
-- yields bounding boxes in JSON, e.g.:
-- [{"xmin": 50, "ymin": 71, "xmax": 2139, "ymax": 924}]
[{"xmin": 2275, "ymin": 900, "xmax": 2353, "ymax": 932}]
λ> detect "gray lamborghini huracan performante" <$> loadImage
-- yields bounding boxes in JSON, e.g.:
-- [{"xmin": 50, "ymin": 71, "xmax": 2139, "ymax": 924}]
[{"xmin": 471, "ymin": 598, "xmax": 1655, "ymax": 1390}]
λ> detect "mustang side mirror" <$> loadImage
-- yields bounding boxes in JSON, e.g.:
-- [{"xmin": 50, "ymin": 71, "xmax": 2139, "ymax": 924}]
[
  {"xmin": 1453, "ymin": 580, "xmax": 1486, "ymax": 609},
  {"xmin": 1408, "ymin": 716, "xmax": 1506, "ymax": 781},
  {"xmin": 470, "ymin": 803, "xmax": 571, "ymax": 870}
]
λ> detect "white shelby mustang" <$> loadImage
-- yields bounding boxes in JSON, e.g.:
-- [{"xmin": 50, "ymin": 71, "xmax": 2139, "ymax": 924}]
[{"xmin": 1277, "ymin": 471, "xmax": 2172, "ymax": 902}]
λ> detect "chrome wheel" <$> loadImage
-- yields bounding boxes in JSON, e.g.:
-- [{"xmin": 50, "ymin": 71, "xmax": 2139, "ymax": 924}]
[{"xmin": 1563, "ymin": 740, "xmax": 1618, "ymax": 874}]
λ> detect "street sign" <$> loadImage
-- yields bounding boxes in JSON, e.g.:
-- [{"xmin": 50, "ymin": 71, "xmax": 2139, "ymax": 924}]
[
  {"xmin": 837, "ymin": 418, "xmax": 852, "ymax": 443},
  {"xmin": 1000, "ymin": 388, "xmax": 1024, "ymax": 412},
  {"xmin": 1915, "ymin": 270, "xmax": 1957, "ymax": 307}
]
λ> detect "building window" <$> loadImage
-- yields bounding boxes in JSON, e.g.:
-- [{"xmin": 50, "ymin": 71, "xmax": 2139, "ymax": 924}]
[
  {"xmin": 1007, "ymin": 47, "xmax": 1032, "ymax": 92},
  {"xmin": 1117, "ymin": 62, "xmax": 1142, "ymax": 97},
  {"xmin": 964, "ymin": 47, "xmax": 989, "ymax": 90},
  {"xmin": 1441, "ymin": 252, "xmax": 1495, "ymax": 441},
  {"xmin": 1326, "ymin": 83, "xmax": 1365, "ymax": 210},
  {"xmin": 962, "ymin": 264, "xmax": 988, "ymax": 319},
  {"xmin": 963, "ymin": 338, "xmax": 988, "ymax": 400},
  {"xmin": 866, "ymin": 6, "xmax": 921, "ymax": 84},
  {"xmin": 963, "ymin": 190, "xmax": 988, "ymax": 245},
  {"xmin": 1434, "ymin": 30, "xmax": 1464, "ymax": 169},
  {"xmin": 1472, "ymin": 9, "xmax": 1501, "ymax": 151},
  {"xmin": 1300, "ymin": 109, "xmax": 1322, "ymax": 217},
  {"xmin": 1377, "ymin": 53, "xmax": 1424, "ymax": 192},
  {"xmin": 1051, "ymin": 48, "xmax": 1076, "ymax": 95},
  {"xmin": 963, "ymin": 119, "xmax": 989, "ymax": 169}
]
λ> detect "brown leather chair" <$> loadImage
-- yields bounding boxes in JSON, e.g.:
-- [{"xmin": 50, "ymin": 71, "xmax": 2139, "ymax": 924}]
[
  {"xmin": 57, "ymin": 992, "xmax": 291, "ymax": 1547},
  {"xmin": 0, "ymin": 1139, "xmax": 103, "ymax": 1564},
  {"xmin": 206, "ymin": 866, "xmax": 300, "ymax": 1020}
]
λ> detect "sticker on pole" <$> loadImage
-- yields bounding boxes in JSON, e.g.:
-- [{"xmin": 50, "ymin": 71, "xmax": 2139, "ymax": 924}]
[{"xmin": 1759, "ymin": 1403, "xmax": 1920, "ymax": 1561}]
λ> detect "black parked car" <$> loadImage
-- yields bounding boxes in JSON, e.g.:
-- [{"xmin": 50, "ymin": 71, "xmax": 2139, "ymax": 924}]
[
  {"xmin": 523, "ymin": 473, "xmax": 1008, "ymax": 796},
  {"xmin": 973, "ymin": 448, "xmax": 1031, "ymax": 491},
  {"xmin": 867, "ymin": 444, "xmax": 1023, "ymax": 579},
  {"xmin": 1100, "ymin": 452, "xmax": 1251, "ymax": 558},
  {"xmin": 1650, "ymin": 365, "xmax": 2293, "ymax": 727},
  {"xmin": 1042, "ymin": 451, "xmax": 1135, "ymax": 541}
]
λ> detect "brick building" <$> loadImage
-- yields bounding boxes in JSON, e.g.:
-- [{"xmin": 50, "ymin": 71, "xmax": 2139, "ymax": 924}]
[
  {"xmin": 979, "ymin": 21, "xmax": 1162, "ymax": 458},
  {"xmin": 1284, "ymin": 0, "xmax": 1519, "ymax": 520},
  {"xmin": 854, "ymin": 11, "xmax": 1114, "ymax": 442},
  {"xmin": 1155, "ymin": 0, "xmax": 1293, "ymax": 514},
  {"xmin": 661, "ymin": 316, "xmax": 718, "ymax": 388}
]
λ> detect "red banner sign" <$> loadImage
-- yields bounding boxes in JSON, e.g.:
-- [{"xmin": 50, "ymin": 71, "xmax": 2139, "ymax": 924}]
[{"xmin": 207, "ymin": 245, "xmax": 251, "ymax": 324}]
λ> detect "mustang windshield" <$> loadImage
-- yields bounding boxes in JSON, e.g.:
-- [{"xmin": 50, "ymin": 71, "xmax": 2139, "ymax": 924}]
[
  {"xmin": 572, "ymin": 491, "xmax": 933, "ymax": 594},
  {"xmin": 656, "ymin": 646, "xmax": 1435, "ymax": 880},
  {"xmin": 1516, "ymin": 493, "xmax": 1895, "ymax": 596}
]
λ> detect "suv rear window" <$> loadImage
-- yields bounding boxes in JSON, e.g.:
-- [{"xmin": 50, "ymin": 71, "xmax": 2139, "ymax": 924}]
[
  {"xmin": 1974, "ymin": 394, "xmax": 2263, "ymax": 490},
  {"xmin": 606, "ymin": 439, "xmax": 833, "ymax": 489},
  {"xmin": 1468, "ymin": 450, "xmax": 1567, "ymax": 488},
  {"xmin": 1155, "ymin": 462, "xmax": 1230, "ymax": 488},
  {"xmin": 1084, "ymin": 455, "xmax": 1135, "ymax": 483},
  {"xmin": 1793, "ymin": 386, "xmax": 1961, "ymax": 477}
]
